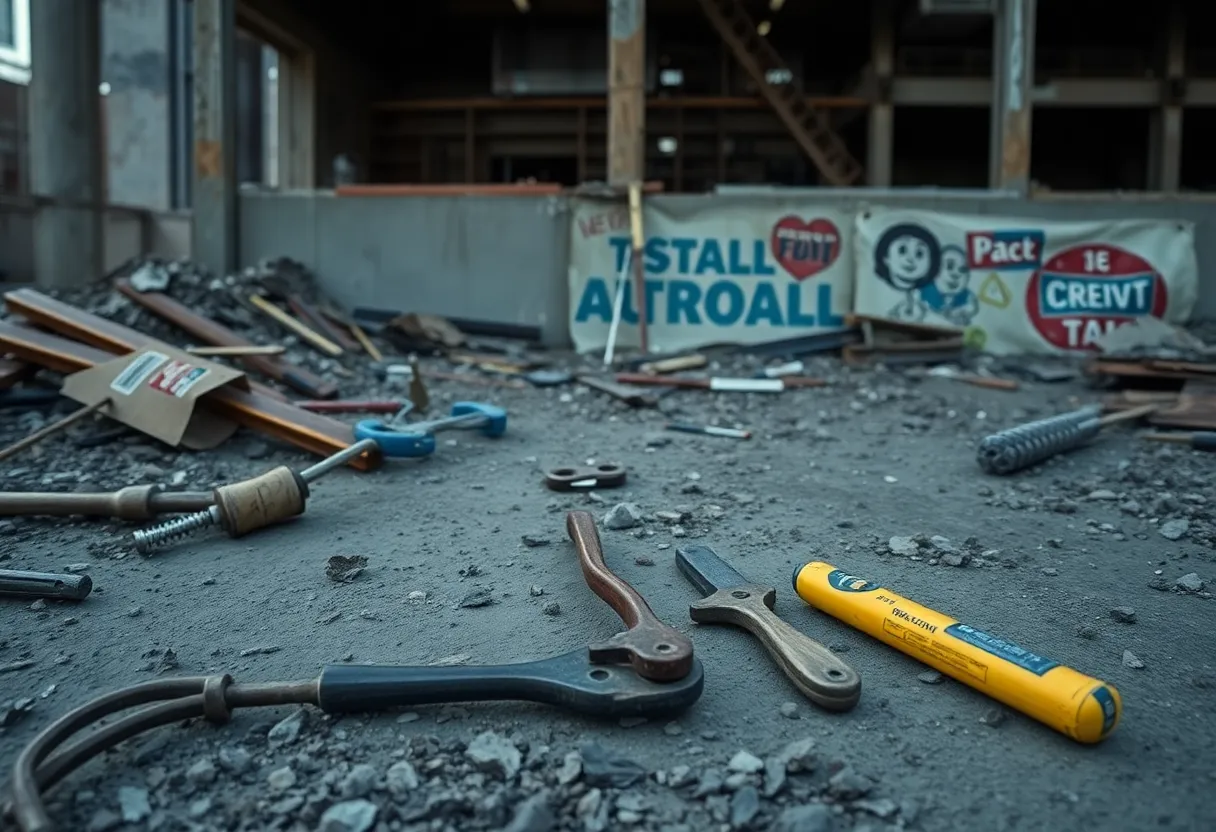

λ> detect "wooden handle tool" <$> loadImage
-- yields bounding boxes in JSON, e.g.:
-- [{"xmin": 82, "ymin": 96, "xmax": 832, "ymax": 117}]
[{"xmin": 676, "ymin": 544, "xmax": 861, "ymax": 712}]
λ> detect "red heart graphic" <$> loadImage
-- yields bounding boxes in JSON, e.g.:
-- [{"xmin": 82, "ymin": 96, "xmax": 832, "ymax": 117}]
[{"xmin": 770, "ymin": 216, "xmax": 842, "ymax": 281}]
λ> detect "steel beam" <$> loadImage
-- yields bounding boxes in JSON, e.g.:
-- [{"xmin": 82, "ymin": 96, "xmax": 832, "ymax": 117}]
[
  {"xmin": 988, "ymin": 0, "xmax": 1036, "ymax": 194},
  {"xmin": 608, "ymin": 0, "xmax": 646, "ymax": 185},
  {"xmin": 867, "ymin": 0, "xmax": 895, "ymax": 187},
  {"xmin": 1147, "ymin": 2, "xmax": 1185, "ymax": 191},
  {"xmin": 28, "ymin": 0, "xmax": 102, "ymax": 290},
  {"xmin": 192, "ymin": 0, "xmax": 238, "ymax": 278}
]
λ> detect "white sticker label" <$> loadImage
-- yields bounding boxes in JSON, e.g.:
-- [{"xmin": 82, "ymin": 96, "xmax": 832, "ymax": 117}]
[{"xmin": 109, "ymin": 351, "xmax": 169, "ymax": 395}]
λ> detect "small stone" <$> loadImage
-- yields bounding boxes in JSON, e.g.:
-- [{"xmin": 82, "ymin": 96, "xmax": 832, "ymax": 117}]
[
  {"xmin": 1176, "ymin": 573, "xmax": 1206, "ymax": 593},
  {"xmin": 466, "ymin": 730, "xmax": 522, "ymax": 780},
  {"xmin": 1110, "ymin": 607, "xmax": 1137, "ymax": 624},
  {"xmin": 267, "ymin": 766, "xmax": 297, "ymax": 792},
  {"xmin": 542, "ymin": 601, "xmax": 561, "ymax": 616},
  {"xmin": 1076, "ymin": 624, "xmax": 1099, "ymax": 640},
  {"xmin": 1159, "ymin": 519, "xmax": 1190, "ymax": 541},
  {"xmin": 917, "ymin": 670, "xmax": 944, "ymax": 685},
  {"xmin": 580, "ymin": 743, "xmax": 647, "ymax": 788},
  {"xmin": 773, "ymin": 803, "xmax": 832, "ymax": 832},
  {"xmin": 126, "ymin": 606, "xmax": 143, "ymax": 617},
  {"xmin": 458, "ymin": 588, "xmax": 495, "ymax": 608},
  {"xmin": 385, "ymin": 760, "xmax": 419, "ymax": 795},
  {"xmin": 244, "ymin": 441, "xmax": 270, "ymax": 460},
  {"xmin": 941, "ymin": 552, "xmax": 969, "ymax": 567},
  {"xmin": 87, "ymin": 809, "xmax": 122, "ymax": 832},
  {"xmin": 827, "ymin": 766, "xmax": 872, "ymax": 799},
  {"xmin": 663, "ymin": 721, "xmax": 684, "ymax": 736},
  {"xmin": 1122, "ymin": 650, "xmax": 1145, "ymax": 669},
  {"xmin": 856, "ymin": 797, "xmax": 901, "ymax": 819},
  {"xmin": 407, "ymin": 590, "xmax": 426, "ymax": 602},
  {"xmin": 634, "ymin": 556, "xmax": 655, "ymax": 566},
  {"xmin": 727, "ymin": 750, "xmax": 764, "ymax": 774},
  {"xmin": 555, "ymin": 751, "xmax": 582, "ymax": 785},
  {"xmin": 529, "ymin": 585, "xmax": 545, "ymax": 596},
  {"xmin": 979, "ymin": 708, "xmax": 1007, "ymax": 727},
  {"xmin": 603, "ymin": 503, "xmax": 644, "ymax": 530},
  {"xmin": 28, "ymin": 599, "xmax": 46, "ymax": 611},
  {"xmin": 778, "ymin": 701, "xmax": 799, "ymax": 719},
  {"xmin": 888, "ymin": 536, "xmax": 919, "ymax": 556},
  {"xmin": 762, "ymin": 757, "xmax": 786, "ymax": 798},
  {"xmin": 267, "ymin": 709, "xmax": 306, "ymax": 747},
  {"xmin": 1119, "ymin": 500, "xmax": 1142, "ymax": 515},
  {"xmin": 188, "ymin": 797, "xmax": 212, "ymax": 819},
  {"xmin": 1087, "ymin": 489, "xmax": 1118, "ymax": 501},
  {"xmin": 504, "ymin": 791, "xmax": 555, "ymax": 832},
  {"xmin": 729, "ymin": 786, "xmax": 761, "ymax": 827},
  {"xmin": 521, "ymin": 534, "xmax": 551, "ymax": 548},
  {"xmin": 776, "ymin": 737, "xmax": 817, "ymax": 773},
  {"xmin": 217, "ymin": 746, "xmax": 252, "ymax": 774},
  {"xmin": 1041, "ymin": 567, "xmax": 1059, "ymax": 576},
  {"xmin": 185, "ymin": 757, "xmax": 217, "ymax": 785},
  {"xmin": 340, "ymin": 763, "xmax": 378, "ymax": 798},
  {"xmin": 318, "ymin": 799, "xmax": 378, "ymax": 832},
  {"xmin": 117, "ymin": 786, "xmax": 151, "ymax": 823}
]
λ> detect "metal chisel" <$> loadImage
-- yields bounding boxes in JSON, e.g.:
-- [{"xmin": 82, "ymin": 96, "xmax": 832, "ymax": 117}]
[{"xmin": 675, "ymin": 545, "xmax": 861, "ymax": 711}]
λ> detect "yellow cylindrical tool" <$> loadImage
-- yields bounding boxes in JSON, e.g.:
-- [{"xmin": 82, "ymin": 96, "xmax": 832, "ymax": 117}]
[{"xmin": 792, "ymin": 562, "xmax": 1121, "ymax": 744}]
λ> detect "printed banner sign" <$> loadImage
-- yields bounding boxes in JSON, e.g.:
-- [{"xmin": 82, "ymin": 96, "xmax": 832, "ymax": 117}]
[
  {"xmin": 852, "ymin": 208, "xmax": 1199, "ymax": 355},
  {"xmin": 568, "ymin": 198, "xmax": 854, "ymax": 353}
]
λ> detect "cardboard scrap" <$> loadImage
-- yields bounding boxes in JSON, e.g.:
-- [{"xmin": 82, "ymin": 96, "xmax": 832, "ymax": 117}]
[{"xmin": 61, "ymin": 346, "xmax": 250, "ymax": 449}]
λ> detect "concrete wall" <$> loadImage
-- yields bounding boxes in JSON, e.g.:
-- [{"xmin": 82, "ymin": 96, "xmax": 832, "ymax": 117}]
[
  {"xmin": 239, "ymin": 189, "xmax": 1216, "ymax": 348},
  {"xmin": 102, "ymin": 0, "xmax": 172, "ymax": 210},
  {"xmin": 239, "ymin": 191, "xmax": 571, "ymax": 343}
]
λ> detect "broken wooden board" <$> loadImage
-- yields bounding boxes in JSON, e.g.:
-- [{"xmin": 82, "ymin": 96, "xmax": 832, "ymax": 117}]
[
  {"xmin": 0, "ymin": 319, "xmax": 378, "ymax": 469},
  {"xmin": 1147, "ymin": 380, "xmax": 1216, "ymax": 432},
  {"xmin": 1085, "ymin": 359, "xmax": 1216, "ymax": 383}
]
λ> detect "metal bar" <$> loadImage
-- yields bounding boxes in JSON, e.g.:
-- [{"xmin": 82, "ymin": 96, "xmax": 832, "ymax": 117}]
[
  {"xmin": 192, "ymin": 0, "xmax": 238, "ymax": 276},
  {"xmin": 608, "ymin": 0, "xmax": 646, "ymax": 186}
]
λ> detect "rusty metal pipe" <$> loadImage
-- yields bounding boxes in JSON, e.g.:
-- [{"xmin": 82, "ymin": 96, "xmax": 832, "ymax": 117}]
[{"xmin": 0, "ymin": 486, "xmax": 213, "ymax": 520}]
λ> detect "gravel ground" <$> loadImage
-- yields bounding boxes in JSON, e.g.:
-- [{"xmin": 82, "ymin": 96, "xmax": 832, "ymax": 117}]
[{"xmin": 0, "ymin": 279, "xmax": 1213, "ymax": 831}]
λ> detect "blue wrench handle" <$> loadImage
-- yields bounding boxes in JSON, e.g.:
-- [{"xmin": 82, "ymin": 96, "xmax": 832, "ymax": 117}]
[{"xmin": 354, "ymin": 420, "xmax": 436, "ymax": 458}]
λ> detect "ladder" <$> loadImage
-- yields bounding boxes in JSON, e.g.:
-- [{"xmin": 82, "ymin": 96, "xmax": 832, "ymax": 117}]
[{"xmin": 696, "ymin": 0, "xmax": 865, "ymax": 186}]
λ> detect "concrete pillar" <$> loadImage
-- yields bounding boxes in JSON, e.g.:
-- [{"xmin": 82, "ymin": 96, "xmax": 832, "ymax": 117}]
[
  {"xmin": 1147, "ymin": 2, "xmax": 1184, "ymax": 192},
  {"xmin": 192, "ymin": 0, "xmax": 237, "ymax": 277},
  {"xmin": 102, "ymin": 0, "xmax": 172, "ymax": 210},
  {"xmin": 988, "ymin": 0, "xmax": 1036, "ymax": 194},
  {"xmin": 608, "ymin": 0, "xmax": 645, "ymax": 186},
  {"xmin": 29, "ymin": 1, "xmax": 102, "ymax": 290},
  {"xmin": 867, "ymin": 0, "xmax": 895, "ymax": 187}
]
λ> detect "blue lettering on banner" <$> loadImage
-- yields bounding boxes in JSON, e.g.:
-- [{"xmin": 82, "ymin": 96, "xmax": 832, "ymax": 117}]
[
  {"xmin": 945, "ymin": 623, "xmax": 1060, "ymax": 676},
  {"xmin": 1038, "ymin": 273, "xmax": 1155, "ymax": 317},
  {"xmin": 580, "ymin": 235, "xmax": 841, "ymax": 330}
]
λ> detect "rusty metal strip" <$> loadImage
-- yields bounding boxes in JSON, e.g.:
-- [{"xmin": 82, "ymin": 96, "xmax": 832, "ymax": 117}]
[
  {"xmin": 109, "ymin": 281, "xmax": 339, "ymax": 399},
  {"xmin": 2, "ymin": 288, "xmax": 290, "ymax": 402},
  {"xmin": 0, "ymin": 319, "xmax": 377, "ymax": 470}
]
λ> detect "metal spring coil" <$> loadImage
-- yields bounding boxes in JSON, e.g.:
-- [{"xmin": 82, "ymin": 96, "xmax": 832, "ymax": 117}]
[
  {"xmin": 131, "ymin": 507, "xmax": 217, "ymax": 554},
  {"xmin": 976, "ymin": 405, "xmax": 1104, "ymax": 475}
]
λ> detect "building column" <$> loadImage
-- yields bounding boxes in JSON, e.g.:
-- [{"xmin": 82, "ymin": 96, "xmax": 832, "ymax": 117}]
[
  {"xmin": 867, "ymin": 0, "xmax": 895, "ymax": 187},
  {"xmin": 102, "ymin": 0, "xmax": 173, "ymax": 210},
  {"xmin": 192, "ymin": 0, "xmax": 238, "ymax": 277},
  {"xmin": 607, "ymin": 0, "xmax": 645, "ymax": 186},
  {"xmin": 29, "ymin": 1, "xmax": 102, "ymax": 290},
  {"xmin": 988, "ymin": 0, "xmax": 1036, "ymax": 194},
  {"xmin": 1147, "ymin": 2, "xmax": 1184, "ymax": 192}
]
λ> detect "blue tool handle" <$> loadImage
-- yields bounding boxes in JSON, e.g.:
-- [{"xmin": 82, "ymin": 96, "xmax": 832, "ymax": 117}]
[{"xmin": 353, "ymin": 420, "xmax": 436, "ymax": 458}]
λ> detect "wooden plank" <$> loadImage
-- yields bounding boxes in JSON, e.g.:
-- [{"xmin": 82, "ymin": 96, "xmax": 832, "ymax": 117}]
[
  {"xmin": 3, "ymin": 288, "xmax": 291, "ymax": 402},
  {"xmin": 0, "ymin": 319, "xmax": 377, "ymax": 469},
  {"xmin": 608, "ymin": 0, "xmax": 646, "ymax": 186},
  {"xmin": 1148, "ymin": 380, "xmax": 1216, "ymax": 432}
]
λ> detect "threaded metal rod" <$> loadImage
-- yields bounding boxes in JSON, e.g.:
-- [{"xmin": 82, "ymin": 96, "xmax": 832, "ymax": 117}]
[
  {"xmin": 977, "ymin": 406, "xmax": 1104, "ymax": 475},
  {"xmin": 131, "ymin": 506, "xmax": 220, "ymax": 555}
]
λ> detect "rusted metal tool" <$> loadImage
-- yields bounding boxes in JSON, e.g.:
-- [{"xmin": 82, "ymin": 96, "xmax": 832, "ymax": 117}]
[
  {"xmin": 5, "ymin": 634, "xmax": 703, "ymax": 832},
  {"xmin": 544, "ymin": 464, "xmax": 627, "ymax": 491},
  {"xmin": 565, "ymin": 510, "xmax": 695, "ymax": 681},
  {"xmin": 0, "ymin": 569, "xmax": 92, "ymax": 601},
  {"xmin": 676, "ymin": 544, "xmax": 861, "ymax": 711},
  {"xmin": 0, "ymin": 486, "xmax": 211, "ymax": 520},
  {"xmin": 978, "ymin": 403, "xmax": 1158, "ymax": 475}
]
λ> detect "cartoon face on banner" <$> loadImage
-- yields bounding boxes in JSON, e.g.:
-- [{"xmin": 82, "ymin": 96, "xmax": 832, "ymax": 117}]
[
  {"xmin": 770, "ymin": 216, "xmax": 841, "ymax": 281},
  {"xmin": 870, "ymin": 223, "xmax": 983, "ymax": 327},
  {"xmin": 1025, "ymin": 244, "xmax": 1169, "ymax": 350}
]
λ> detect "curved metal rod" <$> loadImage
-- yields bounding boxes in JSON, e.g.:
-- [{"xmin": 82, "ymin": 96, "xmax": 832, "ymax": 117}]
[{"xmin": 5, "ymin": 677, "xmax": 319, "ymax": 832}]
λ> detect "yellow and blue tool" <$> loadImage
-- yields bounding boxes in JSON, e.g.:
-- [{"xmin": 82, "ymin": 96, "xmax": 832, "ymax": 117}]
[
  {"xmin": 354, "ymin": 401, "xmax": 507, "ymax": 457},
  {"xmin": 792, "ymin": 561, "xmax": 1122, "ymax": 744}
]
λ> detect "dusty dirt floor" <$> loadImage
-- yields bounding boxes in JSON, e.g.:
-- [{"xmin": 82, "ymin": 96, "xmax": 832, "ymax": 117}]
[{"xmin": 1, "ymin": 354, "xmax": 1213, "ymax": 832}]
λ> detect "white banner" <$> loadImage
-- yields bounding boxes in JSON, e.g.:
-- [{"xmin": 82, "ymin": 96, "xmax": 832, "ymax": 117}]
[
  {"xmin": 568, "ymin": 198, "xmax": 854, "ymax": 353},
  {"xmin": 852, "ymin": 208, "xmax": 1199, "ymax": 355}
]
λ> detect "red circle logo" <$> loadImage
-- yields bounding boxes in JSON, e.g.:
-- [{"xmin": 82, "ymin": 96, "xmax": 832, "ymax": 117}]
[{"xmin": 1025, "ymin": 244, "xmax": 1168, "ymax": 351}]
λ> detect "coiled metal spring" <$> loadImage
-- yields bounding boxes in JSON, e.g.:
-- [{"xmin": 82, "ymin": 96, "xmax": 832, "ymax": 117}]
[
  {"xmin": 130, "ymin": 506, "xmax": 220, "ymax": 554},
  {"xmin": 977, "ymin": 405, "xmax": 1104, "ymax": 475}
]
